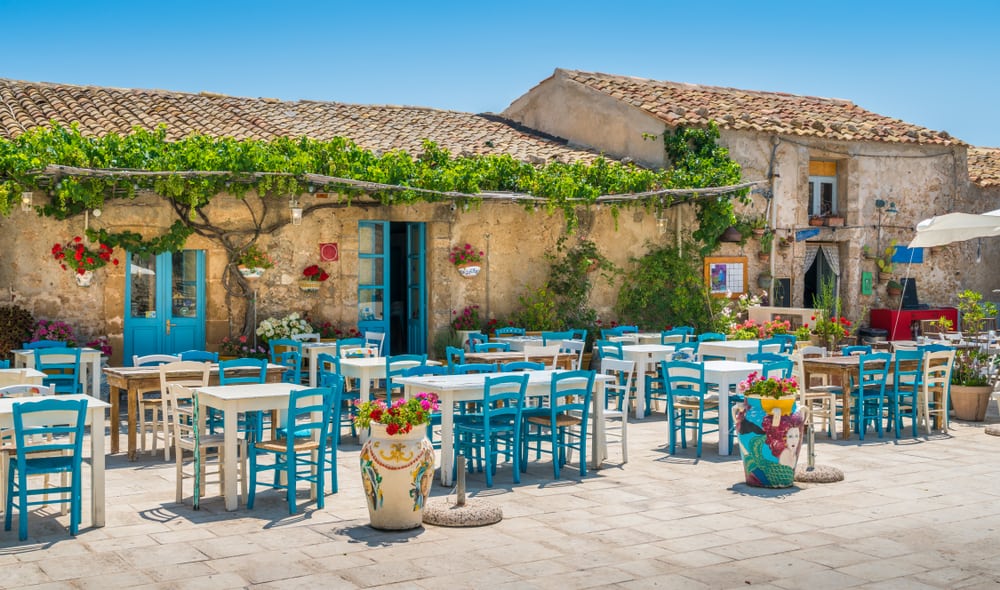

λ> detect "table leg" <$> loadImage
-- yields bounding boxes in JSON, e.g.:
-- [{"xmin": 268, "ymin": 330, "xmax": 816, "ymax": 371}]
[
  {"xmin": 110, "ymin": 386, "xmax": 121, "ymax": 455},
  {"xmin": 223, "ymin": 406, "xmax": 239, "ymax": 511},
  {"xmin": 718, "ymin": 377, "xmax": 731, "ymax": 456},
  {"xmin": 439, "ymin": 392, "xmax": 455, "ymax": 486},
  {"xmin": 127, "ymin": 386, "xmax": 138, "ymax": 461},
  {"xmin": 90, "ymin": 407, "xmax": 106, "ymax": 527},
  {"xmin": 633, "ymin": 359, "xmax": 647, "ymax": 419},
  {"xmin": 308, "ymin": 350, "xmax": 318, "ymax": 387},
  {"xmin": 90, "ymin": 358, "xmax": 100, "ymax": 397},
  {"xmin": 591, "ymin": 381, "xmax": 607, "ymax": 468},
  {"xmin": 840, "ymin": 368, "xmax": 851, "ymax": 440},
  {"xmin": 360, "ymin": 373, "xmax": 370, "ymax": 402}
]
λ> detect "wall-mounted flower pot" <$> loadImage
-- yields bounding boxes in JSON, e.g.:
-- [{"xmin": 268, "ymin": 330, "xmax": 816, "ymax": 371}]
[
  {"xmin": 74, "ymin": 270, "xmax": 94, "ymax": 287},
  {"xmin": 825, "ymin": 216, "xmax": 845, "ymax": 227},
  {"xmin": 238, "ymin": 265, "xmax": 265, "ymax": 279},
  {"xmin": 808, "ymin": 217, "xmax": 825, "ymax": 227},
  {"xmin": 298, "ymin": 280, "xmax": 322, "ymax": 292},
  {"xmin": 456, "ymin": 263, "xmax": 481, "ymax": 278},
  {"xmin": 720, "ymin": 226, "xmax": 742, "ymax": 242}
]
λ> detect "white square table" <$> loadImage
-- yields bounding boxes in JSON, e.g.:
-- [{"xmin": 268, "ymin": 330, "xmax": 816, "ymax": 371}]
[
  {"xmin": 303, "ymin": 342, "xmax": 338, "ymax": 386},
  {"xmin": 620, "ymin": 332, "xmax": 664, "ymax": 345},
  {"xmin": 194, "ymin": 382, "xmax": 313, "ymax": 511},
  {"xmin": 0, "ymin": 394, "xmax": 110, "ymax": 527},
  {"xmin": 0, "ymin": 368, "xmax": 47, "ymax": 386},
  {"xmin": 493, "ymin": 335, "xmax": 543, "ymax": 351},
  {"xmin": 703, "ymin": 360, "xmax": 762, "ymax": 455},
  {"xmin": 395, "ymin": 370, "xmax": 612, "ymax": 485},
  {"xmin": 337, "ymin": 357, "xmax": 436, "ymax": 401},
  {"xmin": 698, "ymin": 340, "xmax": 761, "ymax": 362},
  {"xmin": 13, "ymin": 347, "xmax": 103, "ymax": 396},
  {"xmin": 621, "ymin": 344, "xmax": 676, "ymax": 418}
]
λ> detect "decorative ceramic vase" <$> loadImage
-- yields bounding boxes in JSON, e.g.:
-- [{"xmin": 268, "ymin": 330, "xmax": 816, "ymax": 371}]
[
  {"xmin": 456, "ymin": 263, "xmax": 481, "ymax": 278},
  {"xmin": 733, "ymin": 396, "xmax": 806, "ymax": 488},
  {"xmin": 359, "ymin": 422, "xmax": 435, "ymax": 530},
  {"xmin": 74, "ymin": 270, "xmax": 94, "ymax": 287},
  {"xmin": 298, "ymin": 280, "xmax": 322, "ymax": 292},
  {"xmin": 238, "ymin": 265, "xmax": 265, "ymax": 279}
]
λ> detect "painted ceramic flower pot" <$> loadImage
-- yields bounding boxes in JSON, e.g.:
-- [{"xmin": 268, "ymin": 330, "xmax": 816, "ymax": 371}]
[
  {"xmin": 359, "ymin": 422, "xmax": 435, "ymax": 530},
  {"xmin": 456, "ymin": 263, "xmax": 481, "ymax": 278},
  {"xmin": 238, "ymin": 265, "xmax": 265, "ymax": 279},
  {"xmin": 74, "ymin": 270, "xmax": 94, "ymax": 287},
  {"xmin": 298, "ymin": 280, "xmax": 321, "ymax": 292},
  {"xmin": 733, "ymin": 396, "xmax": 806, "ymax": 488}
]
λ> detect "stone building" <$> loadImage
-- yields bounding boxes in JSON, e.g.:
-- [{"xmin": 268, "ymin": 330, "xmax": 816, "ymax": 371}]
[
  {"xmin": 1, "ymin": 72, "xmax": 997, "ymax": 363},
  {"xmin": 504, "ymin": 69, "xmax": 1000, "ymax": 318}
]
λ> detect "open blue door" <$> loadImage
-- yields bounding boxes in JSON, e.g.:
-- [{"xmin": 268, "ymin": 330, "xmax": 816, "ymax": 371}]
[
  {"xmin": 123, "ymin": 250, "xmax": 206, "ymax": 362},
  {"xmin": 406, "ymin": 223, "xmax": 426, "ymax": 353},
  {"xmin": 358, "ymin": 222, "xmax": 390, "ymax": 351}
]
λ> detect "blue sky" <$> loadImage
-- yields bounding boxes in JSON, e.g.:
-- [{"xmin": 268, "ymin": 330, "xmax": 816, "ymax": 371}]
[{"xmin": 3, "ymin": 1, "xmax": 998, "ymax": 146}]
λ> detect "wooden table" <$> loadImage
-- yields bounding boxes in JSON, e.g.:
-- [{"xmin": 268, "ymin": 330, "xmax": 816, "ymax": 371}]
[
  {"xmin": 194, "ymin": 383, "xmax": 314, "ymax": 511},
  {"xmin": 464, "ymin": 350, "xmax": 574, "ymax": 370},
  {"xmin": 13, "ymin": 347, "xmax": 103, "ymax": 396},
  {"xmin": 395, "ymin": 370, "xmax": 612, "ymax": 485},
  {"xmin": 621, "ymin": 344, "xmax": 676, "ymax": 418},
  {"xmin": 698, "ymin": 340, "xmax": 761, "ymax": 362},
  {"xmin": 703, "ymin": 360, "xmax": 762, "ymax": 455},
  {"xmin": 104, "ymin": 363, "xmax": 287, "ymax": 460},
  {"xmin": 0, "ymin": 394, "xmax": 110, "ymax": 527},
  {"xmin": 802, "ymin": 356, "xmax": 858, "ymax": 440}
]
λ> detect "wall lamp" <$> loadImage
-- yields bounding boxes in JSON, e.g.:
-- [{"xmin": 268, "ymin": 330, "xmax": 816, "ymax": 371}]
[
  {"xmin": 20, "ymin": 191, "xmax": 32, "ymax": 212},
  {"xmin": 290, "ymin": 197, "xmax": 303, "ymax": 225}
]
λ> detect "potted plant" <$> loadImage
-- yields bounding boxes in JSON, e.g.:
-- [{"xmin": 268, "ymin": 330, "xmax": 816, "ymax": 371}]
[
  {"xmin": 950, "ymin": 348, "xmax": 994, "ymax": 422},
  {"xmin": 886, "ymin": 280, "xmax": 903, "ymax": 297},
  {"xmin": 451, "ymin": 305, "xmax": 483, "ymax": 350},
  {"xmin": 758, "ymin": 230, "xmax": 774, "ymax": 263},
  {"xmin": 299, "ymin": 264, "xmax": 330, "ymax": 291},
  {"xmin": 255, "ymin": 312, "xmax": 313, "ymax": 344},
  {"xmin": 218, "ymin": 335, "xmax": 268, "ymax": 360},
  {"xmin": 237, "ymin": 244, "xmax": 274, "ymax": 279},
  {"xmin": 732, "ymin": 372, "xmax": 805, "ymax": 488},
  {"xmin": 51, "ymin": 236, "xmax": 119, "ymax": 286},
  {"xmin": 449, "ymin": 243, "xmax": 484, "ymax": 277},
  {"xmin": 876, "ymin": 239, "xmax": 897, "ymax": 281},
  {"xmin": 356, "ymin": 393, "xmax": 439, "ymax": 530},
  {"xmin": 862, "ymin": 245, "xmax": 876, "ymax": 260}
]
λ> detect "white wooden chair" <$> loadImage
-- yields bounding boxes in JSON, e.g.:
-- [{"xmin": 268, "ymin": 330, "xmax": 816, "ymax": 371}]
[
  {"xmin": 792, "ymin": 346, "xmax": 838, "ymax": 439},
  {"xmin": 523, "ymin": 344, "xmax": 562, "ymax": 369},
  {"xmin": 133, "ymin": 354, "xmax": 180, "ymax": 457},
  {"xmin": 558, "ymin": 339, "xmax": 585, "ymax": 370},
  {"xmin": 919, "ymin": 349, "xmax": 956, "ymax": 434},
  {"xmin": 364, "ymin": 331, "xmax": 386, "ymax": 356},
  {"xmin": 156, "ymin": 361, "xmax": 211, "ymax": 461},
  {"xmin": 291, "ymin": 333, "xmax": 320, "ymax": 343},
  {"xmin": 167, "ymin": 383, "xmax": 229, "ymax": 505},
  {"xmin": 601, "ymin": 358, "xmax": 634, "ymax": 464}
]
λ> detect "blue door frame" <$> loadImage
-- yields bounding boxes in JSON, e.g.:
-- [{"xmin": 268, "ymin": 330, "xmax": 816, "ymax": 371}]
[{"xmin": 123, "ymin": 250, "xmax": 206, "ymax": 363}]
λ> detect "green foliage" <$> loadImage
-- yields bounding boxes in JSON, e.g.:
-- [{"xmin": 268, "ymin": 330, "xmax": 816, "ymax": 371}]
[
  {"xmin": 759, "ymin": 229, "xmax": 774, "ymax": 253},
  {"xmin": 544, "ymin": 237, "xmax": 617, "ymax": 332},
  {"xmin": 957, "ymin": 289, "xmax": 997, "ymax": 334},
  {"xmin": 876, "ymin": 239, "xmax": 897, "ymax": 273},
  {"xmin": 0, "ymin": 305, "xmax": 34, "ymax": 359},
  {"xmin": 952, "ymin": 349, "xmax": 992, "ymax": 386},
  {"xmin": 510, "ymin": 287, "xmax": 562, "ymax": 331},
  {"xmin": 86, "ymin": 221, "xmax": 192, "ymax": 256},
  {"xmin": 663, "ymin": 124, "xmax": 748, "ymax": 255},
  {"xmin": 615, "ymin": 242, "xmax": 722, "ymax": 331}
]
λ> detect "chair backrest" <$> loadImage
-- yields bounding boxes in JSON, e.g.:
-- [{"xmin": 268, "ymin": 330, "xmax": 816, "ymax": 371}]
[
  {"xmin": 133, "ymin": 354, "xmax": 181, "ymax": 367},
  {"xmin": 316, "ymin": 353, "xmax": 342, "ymax": 388},
  {"xmin": 22, "ymin": 340, "xmax": 66, "ymax": 350},
  {"xmin": 600, "ymin": 326, "xmax": 635, "ymax": 339},
  {"xmin": 386, "ymin": 354, "xmax": 427, "ymax": 390},
  {"xmin": 364, "ymin": 331, "xmax": 386, "ymax": 356},
  {"xmin": 746, "ymin": 352, "xmax": 787, "ymax": 365},
  {"xmin": 660, "ymin": 328, "xmax": 688, "ymax": 344},
  {"xmin": 855, "ymin": 352, "xmax": 891, "ymax": 392},
  {"xmin": 570, "ymin": 329, "xmax": 588, "ymax": 343},
  {"xmin": 761, "ymin": 359, "xmax": 794, "ymax": 379},
  {"xmin": 757, "ymin": 337, "xmax": 784, "ymax": 354},
  {"xmin": 482, "ymin": 373, "xmax": 529, "ymax": 424},
  {"xmin": 549, "ymin": 370, "xmax": 595, "ymax": 422},
  {"xmin": 541, "ymin": 330, "xmax": 573, "ymax": 346},
  {"xmin": 279, "ymin": 388, "xmax": 335, "ymax": 449},
  {"xmin": 495, "ymin": 327, "xmax": 526, "ymax": 337},
  {"xmin": 500, "ymin": 361, "xmax": 546, "ymax": 372},
  {"xmin": 158, "ymin": 361, "xmax": 211, "ymax": 400},
  {"xmin": 799, "ymin": 345, "xmax": 827, "ymax": 358},
  {"xmin": 335, "ymin": 337, "xmax": 367, "ymax": 358},
  {"xmin": 602, "ymin": 358, "xmax": 635, "ymax": 409},
  {"xmin": 918, "ymin": 342, "xmax": 954, "ymax": 353},
  {"xmin": 523, "ymin": 344, "xmax": 561, "ymax": 369},
  {"xmin": 697, "ymin": 332, "xmax": 726, "ymax": 343},
  {"xmin": 0, "ymin": 384, "xmax": 54, "ymax": 397},
  {"xmin": 558, "ymin": 339, "xmax": 585, "ymax": 370},
  {"xmin": 453, "ymin": 363, "xmax": 497, "ymax": 375},
  {"xmin": 273, "ymin": 349, "xmax": 303, "ymax": 384},
  {"xmin": 402, "ymin": 364, "xmax": 448, "ymax": 377},
  {"xmin": 593, "ymin": 339, "xmax": 623, "ymax": 360},
  {"xmin": 618, "ymin": 325, "xmax": 638, "ymax": 334},
  {"xmin": 12, "ymin": 397, "xmax": 87, "ymax": 462},
  {"xmin": 35, "ymin": 347, "xmax": 82, "ymax": 394},
  {"xmin": 268, "ymin": 338, "xmax": 302, "ymax": 361},
  {"xmin": 671, "ymin": 342, "xmax": 699, "ymax": 361},
  {"xmin": 179, "ymin": 350, "xmax": 219, "ymax": 362},
  {"xmin": 893, "ymin": 348, "xmax": 925, "ymax": 389},
  {"xmin": 291, "ymin": 332, "xmax": 321, "ymax": 343},
  {"xmin": 218, "ymin": 357, "xmax": 268, "ymax": 385},
  {"xmin": 444, "ymin": 346, "xmax": 466, "ymax": 373},
  {"xmin": 773, "ymin": 334, "xmax": 797, "ymax": 354},
  {"xmin": 661, "ymin": 360, "xmax": 707, "ymax": 398},
  {"xmin": 922, "ymin": 349, "xmax": 956, "ymax": 394},
  {"xmin": 842, "ymin": 345, "xmax": 872, "ymax": 357},
  {"xmin": 473, "ymin": 342, "xmax": 510, "ymax": 352}
]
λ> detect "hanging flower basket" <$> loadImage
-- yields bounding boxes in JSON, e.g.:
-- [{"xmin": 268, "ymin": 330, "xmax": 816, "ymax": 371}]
[
  {"xmin": 457, "ymin": 263, "xmax": 481, "ymax": 278},
  {"xmin": 238, "ymin": 265, "xmax": 265, "ymax": 279},
  {"xmin": 298, "ymin": 279, "xmax": 322, "ymax": 292},
  {"xmin": 74, "ymin": 270, "xmax": 94, "ymax": 287}
]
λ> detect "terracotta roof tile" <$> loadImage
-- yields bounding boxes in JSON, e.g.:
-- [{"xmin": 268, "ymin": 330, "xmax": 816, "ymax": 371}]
[
  {"xmin": 561, "ymin": 69, "xmax": 962, "ymax": 146},
  {"xmin": 0, "ymin": 79, "xmax": 601, "ymax": 164},
  {"xmin": 968, "ymin": 147, "xmax": 1000, "ymax": 188}
]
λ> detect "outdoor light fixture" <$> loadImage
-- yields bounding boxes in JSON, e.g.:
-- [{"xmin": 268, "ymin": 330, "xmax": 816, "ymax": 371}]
[
  {"xmin": 20, "ymin": 191, "xmax": 32, "ymax": 212},
  {"xmin": 875, "ymin": 198, "xmax": 899, "ymax": 256},
  {"xmin": 290, "ymin": 197, "xmax": 303, "ymax": 225}
]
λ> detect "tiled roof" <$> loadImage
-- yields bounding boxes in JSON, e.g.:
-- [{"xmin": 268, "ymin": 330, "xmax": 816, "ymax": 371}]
[
  {"xmin": 561, "ymin": 69, "xmax": 962, "ymax": 146},
  {"xmin": 968, "ymin": 147, "xmax": 1000, "ymax": 188},
  {"xmin": 0, "ymin": 79, "xmax": 601, "ymax": 164}
]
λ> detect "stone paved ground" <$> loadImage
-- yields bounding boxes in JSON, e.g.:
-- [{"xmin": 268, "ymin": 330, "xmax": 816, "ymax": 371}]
[{"xmin": 2, "ymin": 403, "xmax": 1000, "ymax": 589}]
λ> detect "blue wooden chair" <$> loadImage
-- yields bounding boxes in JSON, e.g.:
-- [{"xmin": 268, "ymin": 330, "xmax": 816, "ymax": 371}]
[
  {"xmin": 444, "ymin": 346, "xmax": 466, "ymax": 373},
  {"xmin": 889, "ymin": 348, "xmax": 924, "ymax": 438},
  {"xmin": 319, "ymin": 375, "xmax": 345, "ymax": 494},
  {"xmin": 501, "ymin": 361, "xmax": 546, "ymax": 372},
  {"xmin": 453, "ymin": 363, "xmax": 497, "ymax": 375},
  {"xmin": 746, "ymin": 352, "xmax": 788, "ymax": 365},
  {"xmin": 466, "ymin": 332, "xmax": 489, "ymax": 350},
  {"xmin": 317, "ymin": 353, "xmax": 360, "ymax": 441},
  {"xmin": 594, "ymin": 339, "xmax": 623, "ymax": 361},
  {"xmin": 0, "ymin": 360, "xmax": 8, "ymax": 369},
  {"xmin": 773, "ymin": 334, "xmax": 797, "ymax": 354},
  {"xmin": 473, "ymin": 342, "xmax": 510, "ymax": 352},
  {"xmin": 5, "ymin": 397, "xmax": 88, "ymax": 540},
  {"xmin": 842, "ymin": 345, "xmax": 872, "ymax": 357},
  {"xmin": 400, "ymin": 365, "xmax": 448, "ymax": 446},
  {"xmin": 660, "ymin": 360, "xmax": 719, "ymax": 457},
  {"xmin": 495, "ymin": 327, "xmax": 526, "ymax": 337},
  {"xmin": 569, "ymin": 329, "xmax": 588, "ymax": 343},
  {"xmin": 217, "ymin": 357, "xmax": 268, "ymax": 436},
  {"xmin": 179, "ymin": 350, "xmax": 219, "ymax": 362},
  {"xmin": 454, "ymin": 373, "xmax": 529, "ymax": 487},
  {"xmin": 247, "ymin": 387, "xmax": 334, "ymax": 514},
  {"xmin": 35, "ymin": 347, "xmax": 82, "ymax": 394},
  {"xmin": 673, "ymin": 326, "xmax": 696, "ymax": 342},
  {"xmin": 660, "ymin": 328, "xmax": 689, "ymax": 344},
  {"xmin": 522, "ymin": 370, "xmax": 596, "ymax": 479},
  {"xmin": 849, "ymin": 352, "xmax": 891, "ymax": 440},
  {"xmin": 22, "ymin": 340, "xmax": 66, "ymax": 350},
  {"xmin": 671, "ymin": 342, "xmax": 699, "ymax": 361},
  {"xmin": 268, "ymin": 339, "xmax": 303, "ymax": 384},
  {"xmin": 364, "ymin": 331, "xmax": 386, "ymax": 356},
  {"xmin": 760, "ymin": 359, "xmax": 794, "ymax": 379},
  {"xmin": 697, "ymin": 332, "xmax": 727, "ymax": 342},
  {"xmin": 541, "ymin": 331, "xmax": 573, "ymax": 346},
  {"xmin": 334, "ymin": 337, "xmax": 366, "ymax": 358},
  {"xmin": 385, "ymin": 354, "xmax": 427, "ymax": 400},
  {"xmin": 757, "ymin": 337, "xmax": 784, "ymax": 354}
]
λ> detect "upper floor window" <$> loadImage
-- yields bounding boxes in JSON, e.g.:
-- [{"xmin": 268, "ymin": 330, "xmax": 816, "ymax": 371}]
[{"xmin": 807, "ymin": 160, "xmax": 838, "ymax": 216}]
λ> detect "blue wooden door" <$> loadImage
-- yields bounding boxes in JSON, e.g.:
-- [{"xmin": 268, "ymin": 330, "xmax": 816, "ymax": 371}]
[
  {"xmin": 358, "ymin": 222, "xmax": 390, "ymax": 351},
  {"xmin": 123, "ymin": 250, "xmax": 206, "ymax": 362},
  {"xmin": 406, "ymin": 223, "xmax": 426, "ymax": 353}
]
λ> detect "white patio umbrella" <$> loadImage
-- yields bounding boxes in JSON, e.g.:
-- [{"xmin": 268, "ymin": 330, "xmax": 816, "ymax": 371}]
[{"xmin": 908, "ymin": 208, "xmax": 1000, "ymax": 248}]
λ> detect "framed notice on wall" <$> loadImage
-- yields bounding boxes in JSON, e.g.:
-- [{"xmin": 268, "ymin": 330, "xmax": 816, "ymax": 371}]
[{"xmin": 704, "ymin": 256, "xmax": 748, "ymax": 297}]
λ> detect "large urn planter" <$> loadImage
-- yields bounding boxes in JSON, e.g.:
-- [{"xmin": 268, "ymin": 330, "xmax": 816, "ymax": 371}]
[
  {"xmin": 359, "ymin": 423, "xmax": 436, "ymax": 530},
  {"xmin": 733, "ymin": 396, "xmax": 806, "ymax": 488},
  {"xmin": 951, "ymin": 384, "xmax": 992, "ymax": 422}
]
